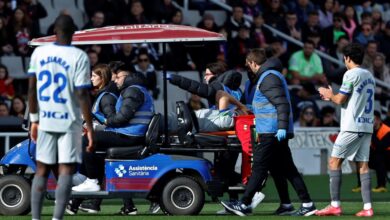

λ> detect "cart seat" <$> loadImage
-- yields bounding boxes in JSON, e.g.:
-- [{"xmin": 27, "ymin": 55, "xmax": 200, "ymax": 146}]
[
  {"xmin": 106, "ymin": 146, "xmax": 143, "ymax": 159},
  {"xmin": 176, "ymin": 101, "xmax": 227, "ymax": 148},
  {"xmin": 107, "ymin": 113, "xmax": 161, "ymax": 159}
]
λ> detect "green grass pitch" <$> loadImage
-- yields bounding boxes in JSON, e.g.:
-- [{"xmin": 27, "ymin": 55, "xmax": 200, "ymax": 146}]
[{"xmin": 2, "ymin": 174, "xmax": 390, "ymax": 219}]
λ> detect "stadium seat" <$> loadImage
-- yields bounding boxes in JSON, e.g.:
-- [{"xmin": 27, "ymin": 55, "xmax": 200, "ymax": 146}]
[
  {"xmin": 182, "ymin": 10, "xmax": 202, "ymax": 27},
  {"xmin": 39, "ymin": 9, "xmax": 59, "ymax": 35},
  {"xmin": 181, "ymin": 9, "xmax": 227, "ymax": 27},
  {"xmin": 39, "ymin": 0, "xmax": 86, "ymax": 35},
  {"xmin": 203, "ymin": 10, "xmax": 227, "ymax": 27},
  {"xmin": 52, "ymin": 0, "xmax": 86, "ymax": 28},
  {"xmin": 38, "ymin": 0, "xmax": 55, "ymax": 34},
  {"xmin": 39, "ymin": 0, "xmax": 55, "ymax": 10},
  {"xmin": 75, "ymin": 0, "xmax": 85, "ymax": 11},
  {"xmin": 106, "ymin": 113, "xmax": 161, "ymax": 159},
  {"xmin": 68, "ymin": 8, "xmax": 87, "ymax": 30},
  {"xmin": 0, "ymin": 56, "xmax": 28, "ymax": 79},
  {"xmin": 52, "ymin": 0, "xmax": 77, "ymax": 10}
]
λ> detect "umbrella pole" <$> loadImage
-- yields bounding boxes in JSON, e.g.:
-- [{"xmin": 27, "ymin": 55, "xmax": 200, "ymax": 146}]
[{"xmin": 162, "ymin": 42, "xmax": 169, "ymax": 146}]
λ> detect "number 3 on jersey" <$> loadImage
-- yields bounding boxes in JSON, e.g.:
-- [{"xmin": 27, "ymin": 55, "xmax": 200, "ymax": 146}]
[
  {"xmin": 364, "ymin": 89, "xmax": 373, "ymax": 114},
  {"xmin": 38, "ymin": 70, "xmax": 67, "ymax": 104}
]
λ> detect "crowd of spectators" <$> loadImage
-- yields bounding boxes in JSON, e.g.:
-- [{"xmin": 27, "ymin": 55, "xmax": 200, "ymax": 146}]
[{"xmin": 1, "ymin": 0, "xmax": 390, "ymax": 129}]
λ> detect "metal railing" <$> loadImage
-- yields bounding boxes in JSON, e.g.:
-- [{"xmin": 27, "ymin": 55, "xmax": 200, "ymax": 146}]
[{"xmin": 0, "ymin": 132, "xmax": 28, "ymax": 153}]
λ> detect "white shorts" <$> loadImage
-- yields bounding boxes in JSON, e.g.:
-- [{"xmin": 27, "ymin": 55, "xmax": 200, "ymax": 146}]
[
  {"xmin": 36, "ymin": 129, "xmax": 82, "ymax": 164},
  {"xmin": 331, "ymin": 131, "xmax": 372, "ymax": 162}
]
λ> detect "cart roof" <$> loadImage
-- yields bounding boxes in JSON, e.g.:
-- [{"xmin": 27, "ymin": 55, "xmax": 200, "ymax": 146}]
[{"xmin": 29, "ymin": 24, "xmax": 226, "ymax": 46}]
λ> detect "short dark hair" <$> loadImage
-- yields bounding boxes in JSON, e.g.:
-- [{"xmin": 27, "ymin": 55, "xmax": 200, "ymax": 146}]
[
  {"xmin": 54, "ymin": 14, "xmax": 76, "ymax": 36},
  {"xmin": 246, "ymin": 48, "xmax": 267, "ymax": 65},
  {"xmin": 108, "ymin": 61, "xmax": 125, "ymax": 74},
  {"xmin": 0, "ymin": 102, "xmax": 9, "ymax": 114},
  {"xmin": 321, "ymin": 106, "xmax": 336, "ymax": 115},
  {"xmin": 307, "ymin": 32, "xmax": 320, "ymax": 39},
  {"xmin": 361, "ymin": 11, "xmax": 372, "ymax": 19},
  {"xmin": 333, "ymin": 12, "xmax": 344, "ymax": 21},
  {"xmin": 86, "ymin": 49, "xmax": 98, "ymax": 55},
  {"xmin": 308, "ymin": 11, "xmax": 319, "ymax": 16},
  {"xmin": 137, "ymin": 50, "xmax": 150, "ymax": 60},
  {"xmin": 366, "ymin": 40, "xmax": 377, "ymax": 47},
  {"xmin": 115, "ymin": 63, "xmax": 131, "ymax": 74},
  {"xmin": 304, "ymin": 39, "xmax": 316, "ymax": 47},
  {"xmin": 286, "ymin": 11, "xmax": 297, "ymax": 16},
  {"xmin": 132, "ymin": 0, "xmax": 142, "ymax": 6},
  {"xmin": 205, "ymin": 62, "xmax": 227, "ymax": 76},
  {"xmin": 301, "ymin": 82, "xmax": 317, "ymax": 94},
  {"xmin": 0, "ymin": 102, "xmax": 8, "ymax": 109},
  {"xmin": 337, "ymin": 35, "xmax": 349, "ymax": 43},
  {"xmin": 342, "ymin": 43, "xmax": 364, "ymax": 65}
]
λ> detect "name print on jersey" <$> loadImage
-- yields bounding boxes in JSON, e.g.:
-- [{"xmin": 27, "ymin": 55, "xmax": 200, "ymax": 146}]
[
  {"xmin": 356, "ymin": 78, "xmax": 375, "ymax": 94},
  {"xmin": 40, "ymin": 56, "xmax": 70, "ymax": 71}
]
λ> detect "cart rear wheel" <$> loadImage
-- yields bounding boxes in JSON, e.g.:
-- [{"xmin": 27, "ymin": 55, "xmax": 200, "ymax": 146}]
[{"xmin": 161, "ymin": 176, "xmax": 204, "ymax": 215}]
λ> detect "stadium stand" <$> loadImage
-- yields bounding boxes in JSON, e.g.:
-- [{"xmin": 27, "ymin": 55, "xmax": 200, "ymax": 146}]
[
  {"xmin": 0, "ymin": 56, "xmax": 28, "ymax": 79},
  {"xmin": 1, "ymin": 0, "xmax": 390, "ymax": 142}
]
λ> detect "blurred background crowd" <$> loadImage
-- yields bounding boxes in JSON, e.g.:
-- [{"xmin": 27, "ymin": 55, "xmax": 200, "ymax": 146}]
[{"xmin": 0, "ymin": 0, "xmax": 390, "ymax": 132}]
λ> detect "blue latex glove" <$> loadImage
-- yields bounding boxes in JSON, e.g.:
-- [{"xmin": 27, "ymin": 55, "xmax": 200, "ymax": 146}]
[
  {"xmin": 166, "ymin": 73, "xmax": 172, "ymax": 80},
  {"xmin": 275, "ymin": 129, "xmax": 287, "ymax": 141},
  {"xmin": 93, "ymin": 113, "xmax": 106, "ymax": 125}
]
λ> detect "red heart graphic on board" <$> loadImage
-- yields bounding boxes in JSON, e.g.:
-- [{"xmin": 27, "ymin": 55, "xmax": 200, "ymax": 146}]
[{"xmin": 329, "ymin": 134, "xmax": 338, "ymax": 143}]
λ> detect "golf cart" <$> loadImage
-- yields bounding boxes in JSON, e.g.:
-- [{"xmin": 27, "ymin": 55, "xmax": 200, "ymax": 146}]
[{"xmin": 0, "ymin": 24, "xmax": 244, "ymax": 216}]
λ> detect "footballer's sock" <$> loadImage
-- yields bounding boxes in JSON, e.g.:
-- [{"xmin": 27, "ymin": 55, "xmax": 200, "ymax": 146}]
[
  {"xmin": 31, "ymin": 175, "xmax": 47, "ymax": 220},
  {"xmin": 302, "ymin": 202, "xmax": 313, "ymax": 208},
  {"xmin": 53, "ymin": 175, "xmax": 72, "ymax": 220},
  {"xmin": 331, "ymin": 200, "xmax": 341, "ymax": 207},
  {"xmin": 360, "ymin": 172, "xmax": 372, "ymax": 209},
  {"xmin": 329, "ymin": 170, "xmax": 342, "ymax": 205}
]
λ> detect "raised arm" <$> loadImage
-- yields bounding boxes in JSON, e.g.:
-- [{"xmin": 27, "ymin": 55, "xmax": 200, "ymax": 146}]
[{"xmin": 169, "ymin": 74, "xmax": 221, "ymax": 100}]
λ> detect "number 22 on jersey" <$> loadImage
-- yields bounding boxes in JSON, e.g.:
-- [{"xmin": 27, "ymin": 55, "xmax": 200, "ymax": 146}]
[{"xmin": 38, "ymin": 70, "xmax": 67, "ymax": 104}]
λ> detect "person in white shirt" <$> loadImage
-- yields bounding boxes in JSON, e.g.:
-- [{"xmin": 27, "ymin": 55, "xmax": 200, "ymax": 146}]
[
  {"xmin": 27, "ymin": 15, "xmax": 93, "ymax": 220},
  {"xmin": 317, "ymin": 43, "xmax": 375, "ymax": 217}
]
